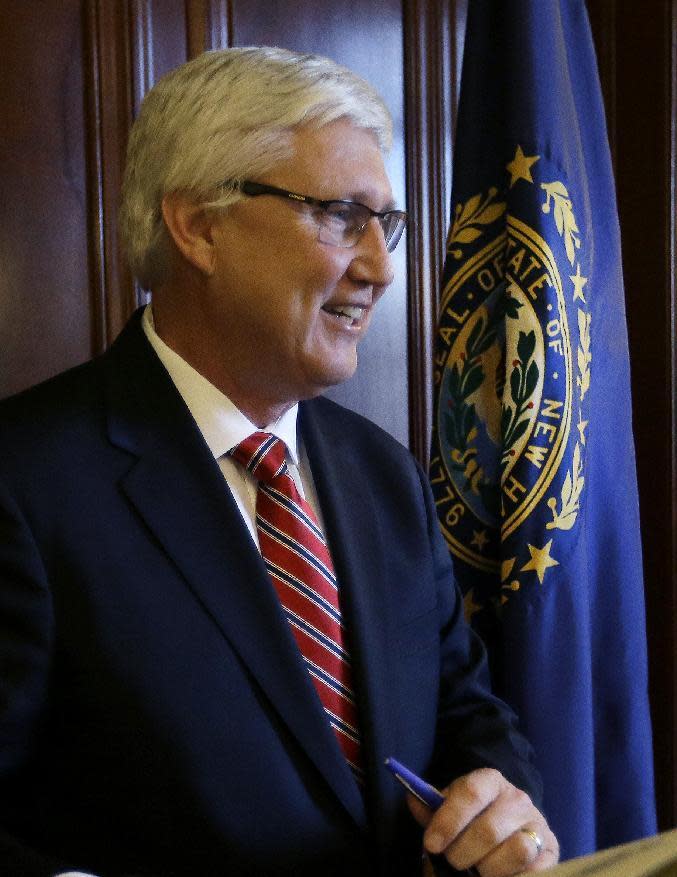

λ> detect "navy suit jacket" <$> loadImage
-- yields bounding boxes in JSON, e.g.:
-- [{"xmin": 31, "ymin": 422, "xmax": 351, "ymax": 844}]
[{"xmin": 0, "ymin": 312, "xmax": 541, "ymax": 876}]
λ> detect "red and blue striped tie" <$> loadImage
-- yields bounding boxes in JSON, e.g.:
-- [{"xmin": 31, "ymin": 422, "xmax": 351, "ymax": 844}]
[{"xmin": 230, "ymin": 432, "xmax": 363, "ymax": 782}]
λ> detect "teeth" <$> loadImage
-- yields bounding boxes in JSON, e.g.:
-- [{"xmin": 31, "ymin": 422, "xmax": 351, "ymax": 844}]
[{"xmin": 325, "ymin": 305, "xmax": 364, "ymax": 321}]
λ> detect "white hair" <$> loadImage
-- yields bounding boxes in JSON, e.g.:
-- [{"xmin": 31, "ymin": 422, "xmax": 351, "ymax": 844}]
[{"xmin": 118, "ymin": 46, "xmax": 393, "ymax": 289}]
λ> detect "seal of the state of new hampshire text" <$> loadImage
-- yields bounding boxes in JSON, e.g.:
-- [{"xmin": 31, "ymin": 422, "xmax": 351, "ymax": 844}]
[{"xmin": 431, "ymin": 146, "xmax": 592, "ymax": 615}]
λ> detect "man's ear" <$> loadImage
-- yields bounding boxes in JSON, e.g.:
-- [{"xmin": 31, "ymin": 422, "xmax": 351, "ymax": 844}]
[{"xmin": 161, "ymin": 193, "xmax": 219, "ymax": 276}]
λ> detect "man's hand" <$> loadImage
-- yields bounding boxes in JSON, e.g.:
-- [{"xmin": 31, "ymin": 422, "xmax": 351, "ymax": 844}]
[{"xmin": 407, "ymin": 768, "xmax": 559, "ymax": 876}]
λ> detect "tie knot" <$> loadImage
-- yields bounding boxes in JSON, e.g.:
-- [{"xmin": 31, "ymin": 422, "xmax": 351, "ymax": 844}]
[{"xmin": 229, "ymin": 432, "xmax": 288, "ymax": 484}]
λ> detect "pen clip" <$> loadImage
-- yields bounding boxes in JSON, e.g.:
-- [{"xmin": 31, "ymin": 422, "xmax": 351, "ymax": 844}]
[
  {"xmin": 392, "ymin": 771, "xmax": 430, "ymax": 806},
  {"xmin": 384, "ymin": 757, "xmax": 445, "ymax": 810}
]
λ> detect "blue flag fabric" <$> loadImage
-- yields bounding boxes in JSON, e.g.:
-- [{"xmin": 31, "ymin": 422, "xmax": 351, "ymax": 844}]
[{"xmin": 429, "ymin": 0, "xmax": 656, "ymax": 860}]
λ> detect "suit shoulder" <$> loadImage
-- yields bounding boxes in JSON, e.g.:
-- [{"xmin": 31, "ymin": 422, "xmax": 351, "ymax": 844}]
[
  {"xmin": 0, "ymin": 356, "xmax": 104, "ymax": 449},
  {"xmin": 304, "ymin": 395, "xmax": 416, "ymax": 466}
]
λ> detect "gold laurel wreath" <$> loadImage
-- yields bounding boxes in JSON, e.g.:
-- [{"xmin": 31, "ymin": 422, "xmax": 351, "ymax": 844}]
[
  {"xmin": 540, "ymin": 178, "xmax": 591, "ymax": 533},
  {"xmin": 541, "ymin": 181, "xmax": 581, "ymax": 265},
  {"xmin": 577, "ymin": 308, "xmax": 592, "ymax": 401},
  {"xmin": 448, "ymin": 188, "xmax": 506, "ymax": 259},
  {"xmin": 546, "ymin": 441, "xmax": 584, "ymax": 531}
]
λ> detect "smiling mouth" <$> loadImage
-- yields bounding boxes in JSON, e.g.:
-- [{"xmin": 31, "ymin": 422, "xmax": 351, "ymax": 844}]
[{"xmin": 321, "ymin": 304, "xmax": 366, "ymax": 326}]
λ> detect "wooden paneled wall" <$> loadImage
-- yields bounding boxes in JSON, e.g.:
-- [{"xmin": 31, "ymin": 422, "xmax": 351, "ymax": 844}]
[
  {"xmin": 0, "ymin": 0, "xmax": 472, "ymax": 453},
  {"xmin": 0, "ymin": 0, "xmax": 674, "ymax": 832},
  {"xmin": 0, "ymin": 3, "xmax": 93, "ymax": 397},
  {"xmin": 587, "ymin": 0, "xmax": 677, "ymax": 831},
  {"xmin": 0, "ymin": 0, "xmax": 463, "ymax": 446}
]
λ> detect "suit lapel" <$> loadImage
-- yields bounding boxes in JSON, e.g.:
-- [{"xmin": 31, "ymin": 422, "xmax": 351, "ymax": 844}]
[
  {"xmin": 102, "ymin": 314, "xmax": 367, "ymax": 827},
  {"xmin": 300, "ymin": 402, "xmax": 399, "ymax": 830}
]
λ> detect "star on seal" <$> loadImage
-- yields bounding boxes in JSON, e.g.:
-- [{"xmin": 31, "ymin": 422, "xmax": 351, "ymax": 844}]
[
  {"xmin": 506, "ymin": 145, "xmax": 540, "ymax": 188},
  {"xmin": 520, "ymin": 540, "xmax": 559, "ymax": 584},
  {"xmin": 470, "ymin": 529, "xmax": 489, "ymax": 551},
  {"xmin": 570, "ymin": 263, "xmax": 588, "ymax": 303}
]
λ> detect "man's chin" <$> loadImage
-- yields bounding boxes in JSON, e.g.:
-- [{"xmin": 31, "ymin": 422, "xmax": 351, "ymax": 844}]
[{"xmin": 299, "ymin": 358, "xmax": 359, "ymax": 399}]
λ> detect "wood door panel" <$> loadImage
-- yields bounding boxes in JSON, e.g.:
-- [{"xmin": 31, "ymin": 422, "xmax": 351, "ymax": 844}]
[
  {"xmin": 131, "ymin": 0, "xmax": 188, "ymax": 114},
  {"xmin": 588, "ymin": 0, "xmax": 677, "ymax": 829},
  {"xmin": 0, "ymin": 1, "xmax": 92, "ymax": 399}
]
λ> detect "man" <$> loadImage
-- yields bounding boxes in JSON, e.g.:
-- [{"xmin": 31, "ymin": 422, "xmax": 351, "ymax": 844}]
[{"xmin": 0, "ymin": 47, "xmax": 558, "ymax": 876}]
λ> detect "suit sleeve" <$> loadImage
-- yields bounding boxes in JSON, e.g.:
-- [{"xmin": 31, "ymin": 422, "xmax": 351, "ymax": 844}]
[
  {"xmin": 0, "ymin": 477, "xmax": 64, "ymax": 876},
  {"xmin": 415, "ymin": 463, "xmax": 544, "ymax": 807},
  {"xmin": 0, "ymin": 480, "xmax": 127, "ymax": 877}
]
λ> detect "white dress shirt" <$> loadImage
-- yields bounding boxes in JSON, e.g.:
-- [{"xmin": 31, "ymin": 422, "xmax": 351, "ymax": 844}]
[{"xmin": 141, "ymin": 304, "xmax": 326, "ymax": 544}]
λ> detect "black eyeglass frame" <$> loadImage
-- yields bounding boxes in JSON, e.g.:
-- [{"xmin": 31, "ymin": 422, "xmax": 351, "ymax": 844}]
[{"xmin": 220, "ymin": 179, "xmax": 408, "ymax": 253}]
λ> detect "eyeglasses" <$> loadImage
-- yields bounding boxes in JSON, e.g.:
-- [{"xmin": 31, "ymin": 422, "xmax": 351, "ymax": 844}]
[{"xmin": 221, "ymin": 180, "xmax": 408, "ymax": 253}]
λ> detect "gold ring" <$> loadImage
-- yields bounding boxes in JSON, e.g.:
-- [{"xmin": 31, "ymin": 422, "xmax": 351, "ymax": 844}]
[{"xmin": 520, "ymin": 828, "xmax": 543, "ymax": 856}]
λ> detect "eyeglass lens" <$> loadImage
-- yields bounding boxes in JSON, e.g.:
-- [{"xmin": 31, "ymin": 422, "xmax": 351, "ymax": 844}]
[{"xmin": 318, "ymin": 202, "xmax": 406, "ymax": 252}]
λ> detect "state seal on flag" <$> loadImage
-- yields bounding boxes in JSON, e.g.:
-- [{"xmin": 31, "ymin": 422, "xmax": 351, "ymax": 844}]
[{"xmin": 430, "ymin": 147, "xmax": 592, "ymax": 611}]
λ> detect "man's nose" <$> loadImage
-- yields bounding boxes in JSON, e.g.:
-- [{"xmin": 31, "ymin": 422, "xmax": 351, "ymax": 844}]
[{"xmin": 347, "ymin": 218, "xmax": 396, "ymax": 287}]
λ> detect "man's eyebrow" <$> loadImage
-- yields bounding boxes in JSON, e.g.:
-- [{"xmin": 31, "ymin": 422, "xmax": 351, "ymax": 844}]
[{"xmin": 347, "ymin": 190, "xmax": 398, "ymax": 211}]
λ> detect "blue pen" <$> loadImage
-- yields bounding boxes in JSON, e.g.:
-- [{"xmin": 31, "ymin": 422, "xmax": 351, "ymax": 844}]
[
  {"xmin": 386, "ymin": 758, "xmax": 481, "ymax": 877},
  {"xmin": 384, "ymin": 757, "xmax": 445, "ymax": 810}
]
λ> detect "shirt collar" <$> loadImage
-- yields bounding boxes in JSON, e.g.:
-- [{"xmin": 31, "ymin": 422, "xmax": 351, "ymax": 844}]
[{"xmin": 141, "ymin": 305, "xmax": 300, "ymax": 464}]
